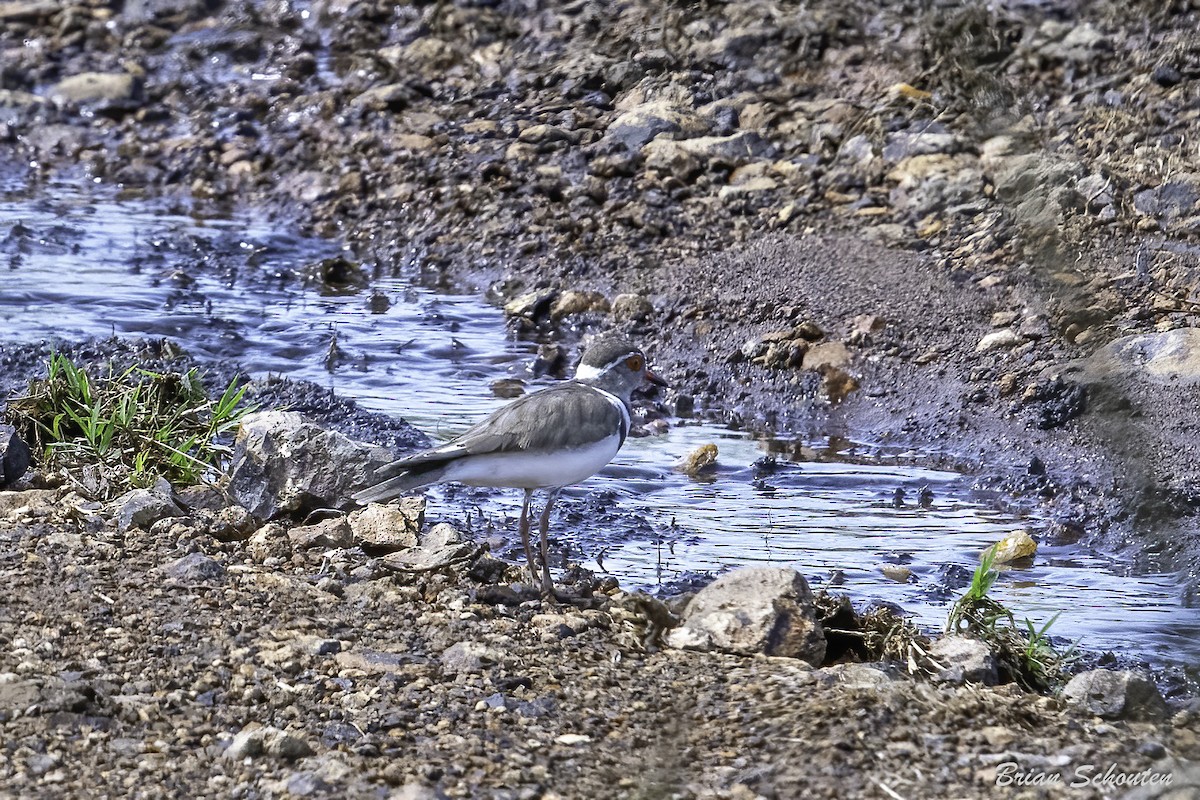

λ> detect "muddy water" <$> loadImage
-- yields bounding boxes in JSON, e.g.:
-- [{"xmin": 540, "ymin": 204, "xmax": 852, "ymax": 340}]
[{"xmin": 3, "ymin": 182, "xmax": 1199, "ymax": 669}]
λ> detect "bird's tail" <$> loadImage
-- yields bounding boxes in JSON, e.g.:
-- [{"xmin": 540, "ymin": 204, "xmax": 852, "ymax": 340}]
[{"xmin": 353, "ymin": 461, "xmax": 448, "ymax": 504}]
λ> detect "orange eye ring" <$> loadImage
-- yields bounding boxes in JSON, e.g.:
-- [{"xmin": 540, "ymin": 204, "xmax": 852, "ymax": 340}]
[{"xmin": 625, "ymin": 355, "xmax": 644, "ymax": 372}]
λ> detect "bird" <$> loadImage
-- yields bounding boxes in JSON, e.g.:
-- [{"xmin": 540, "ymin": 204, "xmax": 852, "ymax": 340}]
[{"xmin": 353, "ymin": 335, "xmax": 666, "ymax": 597}]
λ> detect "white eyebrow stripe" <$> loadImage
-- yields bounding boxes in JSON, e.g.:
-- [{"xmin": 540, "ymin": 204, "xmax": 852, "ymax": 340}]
[
  {"xmin": 576, "ymin": 354, "xmax": 633, "ymax": 381},
  {"xmin": 575, "ymin": 363, "xmax": 601, "ymax": 380}
]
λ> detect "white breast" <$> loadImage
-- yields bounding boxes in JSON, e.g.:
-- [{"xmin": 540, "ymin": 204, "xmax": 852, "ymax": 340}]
[{"xmin": 443, "ymin": 432, "xmax": 623, "ymax": 489}]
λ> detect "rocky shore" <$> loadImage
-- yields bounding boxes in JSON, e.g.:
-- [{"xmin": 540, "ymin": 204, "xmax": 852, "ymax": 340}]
[{"xmin": 3, "ymin": 0, "xmax": 1200, "ymax": 796}]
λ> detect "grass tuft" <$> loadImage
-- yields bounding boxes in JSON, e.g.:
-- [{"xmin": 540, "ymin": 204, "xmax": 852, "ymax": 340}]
[
  {"xmin": 5, "ymin": 352, "xmax": 253, "ymax": 499},
  {"xmin": 946, "ymin": 551, "xmax": 1078, "ymax": 691}
]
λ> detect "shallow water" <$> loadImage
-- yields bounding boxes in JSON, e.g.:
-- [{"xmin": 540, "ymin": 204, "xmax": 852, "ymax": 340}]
[{"xmin": 3, "ymin": 180, "xmax": 1198, "ymax": 670}]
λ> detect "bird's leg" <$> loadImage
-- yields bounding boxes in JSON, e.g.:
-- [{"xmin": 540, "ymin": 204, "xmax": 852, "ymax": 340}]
[
  {"xmin": 519, "ymin": 488, "xmax": 538, "ymax": 588},
  {"xmin": 537, "ymin": 488, "xmax": 561, "ymax": 600}
]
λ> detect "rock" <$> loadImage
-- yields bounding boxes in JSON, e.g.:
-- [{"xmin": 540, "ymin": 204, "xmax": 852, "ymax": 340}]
[
  {"xmin": 610, "ymin": 293, "xmax": 655, "ymax": 322},
  {"xmin": 49, "ymin": 73, "xmax": 142, "ymax": 109},
  {"xmin": 517, "ymin": 124, "xmax": 576, "ymax": 145},
  {"xmin": 209, "ymin": 505, "xmax": 257, "ymax": 542},
  {"xmin": 928, "ymin": 636, "xmax": 998, "ymax": 685},
  {"xmin": 163, "ymin": 552, "xmax": 226, "ymax": 585},
  {"xmin": 121, "ymin": 0, "xmax": 214, "ymax": 24},
  {"xmin": 381, "ymin": 521, "xmax": 474, "ymax": 572},
  {"xmin": 550, "ymin": 290, "xmax": 609, "ymax": 319},
  {"xmin": 0, "ymin": 424, "xmax": 31, "ymax": 488},
  {"xmin": 676, "ymin": 444, "xmax": 718, "ymax": 477},
  {"xmin": 224, "ymin": 724, "xmax": 313, "ymax": 761},
  {"xmin": 665, "ymin": 567, "xmax": 826, "ymax": 666},
  {"xmin": 440, "ymin": 641, "xmax": 501, "ymax": 675},
  {"xmin": 824, "ymin": 663, "xmax": 893, "ymax": 689},
  {"xmin": 988, "ymin": 154, "xmax": 1084, "ymax": 238},
  {"xmin": 882, "ymin": 130, "xmax": 960, "ymax": 162},
  {"xmin": 0, "ymin": 1, "xmax": 59, "ymax": 21},
  {"xmin": 988, "ymin": 530, "xmax": 1037, "ymax": 564},
  {"xmin": 718, "ymin": 175, "xmax": 778, "ymax": 198},
  {"xmin": 642, "ymin": 131, "xmax": 776, "ymax": 170},
  {"xmin": 880, "ymin": 565, "xmax": 912, "ymax": 583},
  {"xmin": 803, "ymin": 341, "xmax": 851, "ymax": 370},
  {"xmin": 603, "ymin": 101, "xmax": 711, "ymax": 152},
  {"xmin": 288, "ymin": 518, "xmax": 354, "ymax": 550},
  {"xmin": 1133, "ymin": 176, "xmax": 1200, "ymax": 228},
  {"xmin": 113, "ymin": 489, "xmax": 184, "ymax": 533},
  {"xmin": 348, "ymin": 500, "xmax": 422, "ymax": 551},
  {"xmin": 503, "ymin": 289, "xmax": 559, "ymax": 322},
  {"xmin": 247, "ymin": 523, "xmax": 291, "ymax": 563},
  {"xmin": 1062, "ymin": 670, "xmax": 1166, "ymax": 721},
  {"xmin": 976, "ymin": 329, "xmax": 1023, "ymax": 353},
  {"xmin": 1068, "ymin": 329, "xmax": 1200, "ymax": 386},
  {"xmin": 227, "ymin": 411, "xmax": 393, "ymax": 520}
]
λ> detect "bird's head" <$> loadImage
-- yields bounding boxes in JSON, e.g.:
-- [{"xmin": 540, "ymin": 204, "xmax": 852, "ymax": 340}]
[{"xmin": 575, "ymin": 336, "xmax": 667, "ymax": 398}]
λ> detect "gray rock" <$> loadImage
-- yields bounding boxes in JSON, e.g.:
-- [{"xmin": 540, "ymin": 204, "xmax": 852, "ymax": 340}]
[
  {"xmin": 1067, "ymin": 329, "xmax": 1200, "ymax": 386},
  {"xmin": 641, "ymin": 131, "xmax": 776, "ymax": 169},
  {"xmin": 989, "ymin": 154, "xmax": 1085, "ymax": 237},
  {"xmin": 0, "ymin": 1, "xmax": 59, "ymax": 21},
  {"xmin": 224, "ymin": 724, "xmax": 313, "ymax": 761},
  {"xmin": 603, "ymin": 101, "xmax": 711, "ymax": 152},
  {"xmin": 227, "ymin": 411, "xmax": 393, "ymax": 520},
  {"xmin": 113, "ymin": 489, "xmax": 184, "ymax": 533},
  {"xmin": 164, "ymin": 552, "xmax": 225, "ymax": 585},
  {"xmin": 665, "ymin": 567, "xmax": 826, "ymax": 666},
  {"xmin": 882, "ymin": 130, "xmax": 960, "ymax": 162},
  {"xmin": 121, "ymin": 0, "xmax": 215, "ymax": 24},
  {"xmin": 440, "ymin": 641, "xmax": 501, "ymax": 675},
  {"xmin": 49, "ymin": 73, "xmax": 142, "ymax": 109},
  {"xmin": 610, "ymin": 293, "xmax": 655, "ymax": 322},
  {"xmin": 348, "ymin": 501, "xmax": 422, "ymax": 551},
  {"xmin": 247, "ymin": 523, "xmax": 291, "ymax": 563},
  {"xmin": 1062, "ymin": 669, "xmax": 1166, "ymax": 721},
  {"xmin": 0, "ymin": 424, "xmax": 31, "ymax": 488},
  {"xmin": 928, "ymin": 636, "xmax": 998, "ymax": 685},
  {"xmin": 288, "ymin": 518, "xmax": 354, "ymax": 550},
  {"xmin": 1133, "ymin": 176, "xmax": 1200, "ymax": 227}
]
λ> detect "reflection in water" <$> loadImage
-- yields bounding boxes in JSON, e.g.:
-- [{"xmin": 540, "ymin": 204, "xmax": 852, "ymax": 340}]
[{"xmin": 2, "ymin": 183, "xmax": 1198, "ymax": 668}]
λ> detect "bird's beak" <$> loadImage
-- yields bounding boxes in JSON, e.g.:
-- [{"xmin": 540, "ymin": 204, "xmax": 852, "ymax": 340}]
[{"xmin": 645, "ymin": 367, "xmax": 668, "ymax": 388}]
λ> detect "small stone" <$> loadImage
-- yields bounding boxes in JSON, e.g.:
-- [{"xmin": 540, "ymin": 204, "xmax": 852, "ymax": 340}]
[
  {"xmin": 675, "ymin": 444, "xmax": 718, "ymax": 478},
  {"xmin": 288, "ymin": 518, "xmax": 353, "ymax": 550},
  {"xmin": 611, "ymin": 293, "xmax": 654, "ymax": 322},
  {"xmin": 976, "ymin": 329, "xmax": 1023, "ymax": 352},
  {"xmin": 348, "ymin": 500, "xmax": 422, "ymax": 551},
  {"xmin": 440, "ymin": 642, "xmax": 500, "ymax": 675},
  {"xmin": 491, "ymin": 378, "xmax": 526, "ymax": 399},
  {"xmin": 803, "ymin": 342, "xmax": 851, "ymax": 371},
  {"xmin": 666, "ymin": 567, "xmax": 826, "ymax": 666},
  {"xmin": 928, "ymin": 636, "xmax": 998, "ymax": 685},
  {"xmin": 987, "ymin": 530, "xmax": 1037, "ymax": 564},
  {"xmin": 555, "ymin": 733, "xmax": 591, "ymax": 746},
  {"xmin": 1062, "ymin": 670, "xmax": 1166, "ymax": 721},
  {"xmin": 0, "ymin": 425, "xmax": 31, "ymax": 488},
  {"xmin": 517, "ymin": 124, "xmax": 576, "ymax": 145},
  {"xmin": 880, "ymin": 565, "xmax": 912, "ymax": 583},
  {"xmin": 164, "ymin": 552, "xmax": 225, "ymax": 585},
  {"xmin": 113, "ymin": 489, "xmax": 183, "ymax": 533},
  {"xmin": 550, "ymin": 290, "xmax": 609, "ymax": 319},
  {"xmin": 247, "ymin": 523, "xmax": 291, "ymax": 563},
  {"xmin": 50, "ymin": 72, "xmax": 141, "ymax": 107},
  {"xmin": 503, "ymin": 289, "xmax": 559, "ymax": 322}
]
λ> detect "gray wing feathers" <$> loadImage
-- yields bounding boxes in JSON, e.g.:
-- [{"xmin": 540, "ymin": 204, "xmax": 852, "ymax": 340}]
[
  {"xmin": 354, "ymin": 384, "xmax": 624, "ymax": 504},
  {"xmin": 453, "ymin": 383, "xmax": 626, "ymax": 453}
]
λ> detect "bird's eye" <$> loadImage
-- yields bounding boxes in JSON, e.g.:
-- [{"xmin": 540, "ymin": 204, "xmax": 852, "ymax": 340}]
[{"xmin": 625, "ymin": 355, "xmax": 644, "ymax": 371}]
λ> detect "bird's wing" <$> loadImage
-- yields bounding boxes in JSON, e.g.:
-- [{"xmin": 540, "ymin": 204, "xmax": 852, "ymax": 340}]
[
  {"xmin": 366, "ymin": 384, "xmax": 627, "ymax": 483},
  {"xmin": 452, "ymin": 382, "xmax": 629, "ymax": 454}
]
